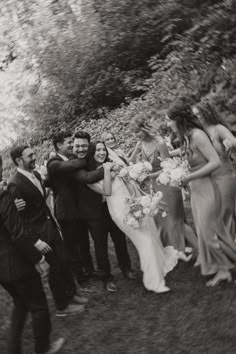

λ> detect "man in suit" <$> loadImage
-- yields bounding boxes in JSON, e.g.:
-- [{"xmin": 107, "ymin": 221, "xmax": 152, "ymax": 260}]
[
  {"xmin": 47, "ymin": 131, "xmax": 104, "ymax": 286},
  {"xmin": 73, "ymin": 131, "xmax": 136, "ymax": 292},
  {"xmin": 8, "ymin": 145, "xmax": 84, "ymax": 317},
  {"xmin": 0, "ymin": 155, "xmax": 64, "ymax": 354}
]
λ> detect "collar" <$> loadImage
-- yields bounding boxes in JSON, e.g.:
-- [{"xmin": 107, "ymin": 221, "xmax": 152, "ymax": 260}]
[
  {"xmin": 17, "ymin": 167, "xmax": 35, "ymax": 179},
  {"xmin": 57, "ymin": 153, "xmax": 69, "ymax": 161}
]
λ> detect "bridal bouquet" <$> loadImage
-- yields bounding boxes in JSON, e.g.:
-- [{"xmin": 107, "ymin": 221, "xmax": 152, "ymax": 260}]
[
  {"xmin": 125, "ymin": 191, "xmax": 164, "ymax": 229},
  {"xmin": 118, "ymin": 161, "xmax": 153, "ymax": 183},
  {"xmin": 156, "ymin": 157, "xmax": 189, "ymax": 188}
]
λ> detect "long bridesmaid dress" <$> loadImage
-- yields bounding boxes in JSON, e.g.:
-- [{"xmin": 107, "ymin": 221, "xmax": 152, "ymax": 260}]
[
  {"xmin": 187, "ymin": 143, "xmax": 236, "ymax": 275},
  {"xmin": 138, "ymin": 147, "xmax": 198, "ymax": 253},
  {"xmin": 209, "ymin": 134, "xmax": 236, "ymax": 238}
]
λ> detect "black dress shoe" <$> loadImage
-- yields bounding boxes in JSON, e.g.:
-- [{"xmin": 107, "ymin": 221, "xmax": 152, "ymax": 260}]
[{"xmin": 122, "ymin": 269, "xmax": 137, "ymax": 280}]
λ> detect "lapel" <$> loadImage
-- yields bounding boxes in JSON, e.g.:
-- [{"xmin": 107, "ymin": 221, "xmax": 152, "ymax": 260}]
[
  {"xmin": 16, "ymin": 171, "xmax": 45, "ymax": 200},
  {"xmin": 33, "ymin": 171, "xmax": 46, "ymax": 198}
]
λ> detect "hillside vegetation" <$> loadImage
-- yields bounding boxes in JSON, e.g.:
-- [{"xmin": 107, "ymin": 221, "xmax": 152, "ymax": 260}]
[{"xmin": 0, "ymin": 0, "xmax": 235, "ymax": 153}]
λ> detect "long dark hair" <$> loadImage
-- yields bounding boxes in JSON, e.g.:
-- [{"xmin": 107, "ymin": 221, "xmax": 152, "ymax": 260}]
[
  {"xmin": 86, "ymin": 141, "xmax": 109, "ymax": 171},
  {"xmin": 195, "ymin": 100, "xmax": 228, "ymax": 128},
  {"xmin": 167, "ymin": 97, "xmax": 209, "ymax": 150}
]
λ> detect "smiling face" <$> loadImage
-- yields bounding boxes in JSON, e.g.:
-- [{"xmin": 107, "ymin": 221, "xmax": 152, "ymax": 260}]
[
  {"xmin": 73, "ymin": 138, "xmax": 89, "ymax": 159},
  {"xmin": 58, "ymin": 137, "xmax": 73, "ymax": 157},
  {"xmin": 94, "ymin": 143, "xmax": 107, "ymax": 164},
  {"xmin": 17, "ymin": 147, "xmax": 36, "ymax": 172},
  {"xmin": 104, "ymin": 133, "xmax": 116, "ymax": 148}
]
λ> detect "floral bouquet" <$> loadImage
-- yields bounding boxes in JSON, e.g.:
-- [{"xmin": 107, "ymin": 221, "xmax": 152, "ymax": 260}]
[
  {"xmin": 125, "ymin": 191, "xmax": 165, "ymax": 229},
  {"xmin": 156, "ymin": 157, "xmax": 189, "ymax": 188},
  {"xmin": 118, "ymin": 161, "xmax": 153, "ymax": 183}
]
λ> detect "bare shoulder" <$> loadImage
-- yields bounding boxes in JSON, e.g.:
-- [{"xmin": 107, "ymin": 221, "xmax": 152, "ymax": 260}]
[
  {"xmin": 191, "ymin": 128, "xmax": 209, "ymax": 144},
  {"xmin": 215, "ymin": 124, "xmax": 230, "ymax": 134}
]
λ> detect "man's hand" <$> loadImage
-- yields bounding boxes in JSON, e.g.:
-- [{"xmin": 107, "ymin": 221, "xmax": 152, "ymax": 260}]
[
  {"xmin": 35, "ymin": 257, "xmax": 50, "ymax": 280},
  {"xmin": 34, "ymin": 239, "xmax": 52, "ymax": 254},
  {"xmin": 0, "ymin": 180, "xmax": 7, "ymax": 191},
  {"xmin": 14, "ymin": 198, "xmax": 26, "ymax": 211}
]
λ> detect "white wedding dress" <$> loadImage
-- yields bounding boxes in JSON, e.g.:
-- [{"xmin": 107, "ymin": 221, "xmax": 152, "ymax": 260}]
[{"xmin": 103, "ymin": 176, "xmax": 178, "ymax": 293}]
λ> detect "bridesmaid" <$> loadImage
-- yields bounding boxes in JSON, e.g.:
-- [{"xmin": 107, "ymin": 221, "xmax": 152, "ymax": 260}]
[
  {"xmin": 102, "ymin": 132, "xmax": 129, "ymax": 165},
  {"xmin": 129, "ymin": 115, "xmax": 197, "ymax": 260},
  {"xmin": 192, "ymin": 101, "xmax": 236, "ymax": 237},
  {"xmin": 167, "ymin": 98, "xmax": 236, "ymax": 286}
]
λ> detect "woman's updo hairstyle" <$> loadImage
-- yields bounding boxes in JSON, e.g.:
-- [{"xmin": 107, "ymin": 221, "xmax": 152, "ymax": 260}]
[
  {"xmin": 167, "ymin": 97, "xmax": 205, "ymax": 147},
  {"xmin": 130, "ymin": 112, "xmax": 158, "ymax": 140}
]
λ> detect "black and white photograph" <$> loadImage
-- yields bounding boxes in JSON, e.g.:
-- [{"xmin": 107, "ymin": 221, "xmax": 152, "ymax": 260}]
[{"xmin": 0, "ymin": 0, "xmax": 236, "ymax": 353}]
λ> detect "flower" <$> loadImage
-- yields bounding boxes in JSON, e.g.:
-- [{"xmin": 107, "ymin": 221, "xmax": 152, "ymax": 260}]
[
  {"xmin": 133, "ymin": 210, "xmax": 142, "ymax": 218},
  {"xmin": 157, "ymin": 158, "xmax": 189, "ymax": 188},
  {"xmin": 124, "ymin": 191, "xmax": 164, "ymax": 229},
  {"xmin": 143, "ymin": 161, "xmax": 153, "ymax": 172},
  {"xmin": 158, "ymin": 173, "xmax": 169, "ymax": 185},
  {"xmin": 143, "ymin": 207, "xmax": 151, "ymax": 215},
  {"xmin": 126, "ymin": 216, "xmax": 139, "ymax": 229},
  {"xmin": 139, "ymin": 195, "xmax": 151, "ymax": 208},
  {"xmin": 119, "ymin": 167, "xmax": 128, "ymax": 177}
]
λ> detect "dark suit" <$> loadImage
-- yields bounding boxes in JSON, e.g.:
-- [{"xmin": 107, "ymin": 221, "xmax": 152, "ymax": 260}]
[
  {"xmin": 47, "ymin": 155, "xmax": 104, "ymax": 280},
  {"xmin": 8, "ymin": 171, "xmax": 75, "ymax": 310},
  {"xmin": 0, "ymin": 189, "xmax": 51, "ymax": 354},
  {"xmin": 76, "ymin": 182, "xmax": 131, "ymax": 279}
]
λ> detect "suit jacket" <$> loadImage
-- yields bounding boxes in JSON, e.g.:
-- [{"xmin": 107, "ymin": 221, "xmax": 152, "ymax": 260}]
[
  {"xmin": 47, "ymin": 155, "xmax": 104, "ymax": 222},
  {"xmin": 76, "ymin": 183, "xmax": 104, "ymax": 220},
  {"xmin": 7, "ymin": 171, "xmax": 61, "ymax": 245},
  {"xmin": 0, "ymin": 189, "xmax": 41, "ymax": 282}
]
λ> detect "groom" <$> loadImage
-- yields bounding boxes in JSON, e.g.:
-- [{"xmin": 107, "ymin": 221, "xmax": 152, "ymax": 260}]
[
  {"xmin": 47, "ymin": 130, "xmax": 104, "ymax": 285},
  {"xmin": 73, "ymin": 131, "xmax": 136, "ymax": 290}
]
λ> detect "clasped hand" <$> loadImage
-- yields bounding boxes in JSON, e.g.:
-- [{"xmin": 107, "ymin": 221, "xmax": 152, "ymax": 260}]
[
  {"xmin": 34, "ymin": 239, "xmax": 52, "ymax": 254},
  {"xmin": 35, "ymin": 258, "xmax": 50, "ymax": 281},
  {"xmin": 103, "ymin": 162, "xmax": 115, "ymax": 171}
]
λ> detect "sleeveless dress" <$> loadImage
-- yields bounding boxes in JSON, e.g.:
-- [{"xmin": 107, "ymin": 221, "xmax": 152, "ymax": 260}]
[
  {"xmin": 209, "ymin": 133, "xmax": 236, "ymax": 238},
  {"xmin": 105, "ymin": 177, "xmax": 178, "ymax": 293},
  {"xmin": 138, "ymin": 147, "xmax": 198, "ymax": 253},
  {"xmin": 187, "ymin": 141, "xmax": 236, "ymax": 275}
]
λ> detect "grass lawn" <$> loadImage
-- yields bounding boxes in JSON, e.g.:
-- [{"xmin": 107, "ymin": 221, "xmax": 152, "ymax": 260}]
[{"xmin": 1, "ymin": 207, "xmax": 236, "ymax": 353}]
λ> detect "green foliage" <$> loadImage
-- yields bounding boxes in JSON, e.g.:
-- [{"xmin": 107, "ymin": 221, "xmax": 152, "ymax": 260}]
[{"xmin": 0, "ymin": 0, "xmax": 235, "ymax": 150}]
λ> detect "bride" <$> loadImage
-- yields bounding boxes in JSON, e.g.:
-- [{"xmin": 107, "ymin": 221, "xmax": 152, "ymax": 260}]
[{"xmin": 87, "ymin": 140, "xmax": 178, "ymax": 293}]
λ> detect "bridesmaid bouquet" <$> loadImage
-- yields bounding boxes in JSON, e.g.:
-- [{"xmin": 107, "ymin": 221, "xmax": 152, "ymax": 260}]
[
  {"xmin": 125, "ymin": 191, "xmax": 165, "ymax": 229},
  {"xmin": 156, "ymin": 157, "xmax": 189, "ymax": 188},
  {"xmin": 118, "ymin": 161, "xmax": 153, "ymax": 183}
]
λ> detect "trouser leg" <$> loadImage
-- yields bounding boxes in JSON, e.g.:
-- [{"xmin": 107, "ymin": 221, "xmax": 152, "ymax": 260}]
[
  {"xmin": 78, "ymin": 220, "xmax": 94, "ymax": 274},
  {"xmin": 60, "ymin": 221, "xmax": 85, "ymax": 281},
  {"xmin": 1, "ymin": 273, "xmax": 51, "ymax": 354},
  {"xmin": 47, "ymin": 240, "xmax": 76, "ymax": 310},
  {"xmin": 87, "ymin": 218, "xmax": 111, "ymax": 279},
  {"xmin": 103, "ymin": 203, "xmax": 131, "ymax": 271}
]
